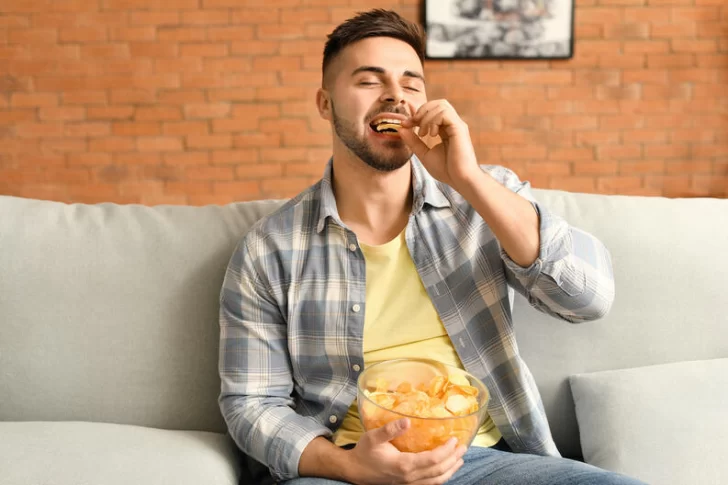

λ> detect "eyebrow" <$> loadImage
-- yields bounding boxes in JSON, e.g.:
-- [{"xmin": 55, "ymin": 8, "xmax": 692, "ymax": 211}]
[{"xmin": 351, "ymin": 65, "xmax": 426, "ymax": 83}]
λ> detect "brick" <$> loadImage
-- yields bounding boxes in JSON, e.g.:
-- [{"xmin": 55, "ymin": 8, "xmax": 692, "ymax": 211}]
[
  {"xmin": 619, "ymin": 160, "xmax": 665, "ymax": 174},
  {"xmin": 550, "ymin": 176, "xmax": 597, "ymax": 193},
  {"xmin": 80, "ymin": 44, "xmax": 130, "ymax": 59},
  {"xmin": 666, "ymin": 160, "xmax": 713, "ymax": 173},
  {"xmin": 158, "ymin": 90, "xmax": 206, "ymax": 104},
  {"xmin": 11, "ymin": 93, "xmax": 58, "ymax": 107},
  {"xmin": 256, "ymin": 87, "xmax": 310, "ymax": 101},
  {"xmin": 231, "ymin": 8, "xmax": 281, "ymax": 24},
  {"xmin": 236, "ymin": 163, "xmax": 284, "ymax": 178},
  {"xmin": 15, "ymin": 123, "xmax": 65, "ymax": 138},
  {"xmin": 671, "ymin": 129, "xmax": 715, "ymax": 143},
  {"xmin": 549, "ymin": 148, "xmax": 595, "ymax": 161},
  {"xmin": 103, "ymin": 0, "xmax": 199, "ymax": 9},
  {"xmin": 231, "ymin": 41, "xmax": 279, "ymax": 56},
  {"xmin": 257, "ymin": 24, "xmax": 306, "ymax": 40},
  {"xmin": 283, "ymin": 131, "xmax": 332, "ymax": 147},
  {"xmin": 89, "ymin": 137, "xmax": 136, "ymax": 152},
  {"xmin": 8, "ymin": 28, "xmax": 58, "ymax": 44},
  {"xmin": 672, "ymin": 40, "xmax": 718, "ymax": 53},
  {"xmin": 110, "ymin": 89, "xmax": 156, "ymax": 104},
  {"xmin": 180, "ymin": 43, "xmax": 228, "ymax": 58},
  {"xmin": 573, "ymin": 161, "xmax": 619, "ymax": 174},
  {"xmin": 651, "ymin": 23, "xmax": 696, "ymax": 38},
  {"xmin": 163, "ymin": 121, "xmax": 209, "ymax": 136},
  {"xmin": 68, "ymin": 153, "xmax": 112, "ymax": 166},
  {"xmin": 137, "ymin": 137, "xmax": 183, "ymax": 152},
  {"xmin": 0, "ymin": 15, "xmax": 30, "ymax": 27},
  {"xmin": 212, "ymin": 149, "xmax": 259, "ymax": 165},
  {"xmin": 186, "ymin": 134, "xmax": 233, "ymax": 149},
  {"xmin": 597, "ymin": 176, "xmax": 643, "ymax": 193},
  {"xmin": 600, "ymin": 115, "xmax": 645, "ymax": 130},
  {"xmin": 623, "ymin": 70, "xmax": 669, "ymax": 84},
  {"xmin": 623, "ymin": 41, "xmax": 670, "ymax": 54},
  {"xmin": 186, "ymin": 166, "xmax": 235, "ymax": 181},
  {"xmin": 129, "ymin": 43, "xmax": 178, "ymax": 58},
  {"xmin": 207, "ymin": 88, "xmax": 256, "ymax": 102},
  {"xmin": 166, "ymin": 181, "xmax": 213, "ymax": 196},
  {"xmin": 180, "ymin": 10, "xmax": 230, "ymax": 25},
  {"xmin": 603, "ymin": 22, "xmax": 650, "ymax": 39},
  {"xmin": 253, "ymin": 56, "xmax": 302, "ymax": 71},
  {"xmin": 130, "ymin": 11, "xmax": 180, "ymax": 26},
  {"xmin": 59, "ymin": 26, "xmax": 107, "ymax": 43},
  {"xmin": 212, "ymin": 180, "xmax": 262, "ymax": 197},
  {"xmin": 622, "ymin": 130, "xmax": 668, "ymax": 143},
  {"xmin": 598, "ymin": 145, "xmax": 643, "ymax": 159},
  {"xmin": 64, "ymin": 91, "xmax": 107, "ymax": 105},
  {"xmin": 624, "ymin": 7, "xmax": 670, "ymax": 22},
  {"xmin": 501, "ymin": 146, "xmax": 548, "ymax": 160},
  {"xmin": 163, "ymin": 152, "xmax": 210, "ymax": 166},
  {"xmin": 644, "ymin": 144, "xmax": 691, "ymax": 159},
  {"xmin": 39, "ymin": 106, "xmax": 86, "ymax": 121},
  {"xmin": 207, "ymin": 26, "xmax": 254, "ymax": 41},
  {"xmin": 135, "ymin": 106, "xmax": 182, "ymax": 121},
  {"xmin": 184, "ymin": 103, "xmax": 231, "ymax": 119},
  {"xmin": 155, "ymin": 58, "xmax": 203, "ymax": 73}
]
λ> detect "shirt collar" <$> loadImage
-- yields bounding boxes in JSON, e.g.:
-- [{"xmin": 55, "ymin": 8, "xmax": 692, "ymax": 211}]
[{"xmin": 316, "ymin": 155, "xmax": 451, "ymax": 234}]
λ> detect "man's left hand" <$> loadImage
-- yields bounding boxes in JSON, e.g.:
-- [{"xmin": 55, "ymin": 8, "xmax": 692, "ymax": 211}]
[{"xmin": 400, "ymin": 100, "xmax": 480, "ymax": 191}]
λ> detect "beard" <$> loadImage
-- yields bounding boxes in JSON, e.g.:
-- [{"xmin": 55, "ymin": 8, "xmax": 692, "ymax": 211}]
[{"xmin": 331, "ymin": 101, "xmax": 412, "ymax": 173}]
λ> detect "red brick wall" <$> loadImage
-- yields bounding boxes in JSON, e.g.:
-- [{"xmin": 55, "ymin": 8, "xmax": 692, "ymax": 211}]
[{"xmin": 1, "ymin": 0, "xmax": 726, "ymax": 205}]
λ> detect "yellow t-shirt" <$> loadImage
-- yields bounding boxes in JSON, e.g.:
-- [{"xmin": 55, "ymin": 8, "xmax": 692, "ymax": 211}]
[{"xmin": 332, "ymin": 229, "xmax": 502, "ymax": 448}]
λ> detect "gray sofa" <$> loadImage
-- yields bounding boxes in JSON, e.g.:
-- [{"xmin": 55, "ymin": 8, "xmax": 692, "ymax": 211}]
[{"xmin": 1, "ymin": 187, "xmax": 726, "ymax": 485}]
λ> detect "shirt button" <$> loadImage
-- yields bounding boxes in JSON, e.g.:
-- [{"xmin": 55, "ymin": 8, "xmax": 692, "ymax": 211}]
[
  {"xmin": 349, "ymin": 243, "xmax": 357, "ymax": 252},
  {"xmin": 352, "ymin": 364, "xmax": 361, "ymax": 372},
  {"xmin": 329, "ymin": 415, "xmax": 338, "ymax": 424},
  {"xmin": 352, "ymin": 304, "xmax": 361, "ymax": 313}
]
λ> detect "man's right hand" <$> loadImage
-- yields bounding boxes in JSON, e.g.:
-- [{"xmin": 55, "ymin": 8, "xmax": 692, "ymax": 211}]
[{"xmin": 344, "ymin": 418, "xmax": 467, "ymax": 485}]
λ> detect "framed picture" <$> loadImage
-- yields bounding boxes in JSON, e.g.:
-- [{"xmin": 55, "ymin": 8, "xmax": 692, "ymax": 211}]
[{"xmin": 424, "ymin": 0, "xmax": 575, "ymax": 60}]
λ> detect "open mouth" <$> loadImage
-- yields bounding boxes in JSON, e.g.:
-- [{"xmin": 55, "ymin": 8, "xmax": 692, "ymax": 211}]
[{"xmin": 370, "ymin": 118, "xmax": 403, "ymax": 135}]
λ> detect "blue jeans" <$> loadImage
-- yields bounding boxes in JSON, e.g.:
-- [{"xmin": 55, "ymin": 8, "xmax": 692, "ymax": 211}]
[{"xmin": 279, "ymin": 445, "xmax": 646, "ymax": 485}]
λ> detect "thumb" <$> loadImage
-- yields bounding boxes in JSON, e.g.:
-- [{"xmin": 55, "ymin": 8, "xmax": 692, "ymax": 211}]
[
  {"xmin": 369, "ymin": 418, "xmax": 410, "ymax": 445},
  {"xmin": 398, "ymin": 127, "xmax": 430, "ymax": 161}
]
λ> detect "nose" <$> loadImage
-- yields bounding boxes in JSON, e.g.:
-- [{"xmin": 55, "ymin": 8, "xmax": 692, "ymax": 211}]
[{"xmin": 379, "ymin": 84, "xmax": 406, "ymax": 105}]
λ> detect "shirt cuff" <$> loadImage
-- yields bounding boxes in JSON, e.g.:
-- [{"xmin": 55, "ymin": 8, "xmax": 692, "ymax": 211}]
[{"xmin": 268, "ymin": 414, "xmax": 333, "ymax": 482}]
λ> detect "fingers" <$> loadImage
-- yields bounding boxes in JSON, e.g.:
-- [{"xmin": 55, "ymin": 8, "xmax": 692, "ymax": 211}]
[
  {"xmin": 398, "ymin": 126, "xmax": 431, "ymax": 160},
  {"xmin": 368, "ymin": 418, "xmax": 410, "ymax": 446},
  {"xmin": 407, "ymin": 441, "xmax": 467, "ymax": 482},
  {"xmin": 413, "ymin": 457, "xmax": 464, "ymax": 485}
]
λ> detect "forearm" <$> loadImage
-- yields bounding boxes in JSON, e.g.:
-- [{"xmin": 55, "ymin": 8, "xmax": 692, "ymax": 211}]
[
  {"xmin": 220, "ymin": 393, "xmax": 332, "ymax": 481},
  {"xmin": 456, "ymin": 168, "xmax": 540, "ymax": 268},
  {"xmin": 298, "ymin": 436, "xmax": 357, "ymax": 482}
]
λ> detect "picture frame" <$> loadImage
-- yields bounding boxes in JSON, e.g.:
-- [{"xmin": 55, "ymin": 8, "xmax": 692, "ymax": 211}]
[{"xmin": 423, "ymin": 0, "xmax": 575, "ymax": 60}]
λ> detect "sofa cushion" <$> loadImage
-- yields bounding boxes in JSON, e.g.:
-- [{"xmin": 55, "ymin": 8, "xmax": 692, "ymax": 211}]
[
  {"xmin": 0, "ymin": 421, "xmax": 240, "ymax": 485},
  {"xmin": 569, "ymin": 358, "xmax": 728, "ymax": 485}
]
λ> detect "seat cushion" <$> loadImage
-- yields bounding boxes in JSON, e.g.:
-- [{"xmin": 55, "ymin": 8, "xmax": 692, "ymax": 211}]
[{"xmin": 0, "ymin": 421, "xmax": 240, "ymax": 485}]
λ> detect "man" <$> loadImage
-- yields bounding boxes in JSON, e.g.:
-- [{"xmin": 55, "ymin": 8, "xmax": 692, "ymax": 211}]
[{"xmin": 219, "ymin": 9, "xmax": 643, "ymax": 485}]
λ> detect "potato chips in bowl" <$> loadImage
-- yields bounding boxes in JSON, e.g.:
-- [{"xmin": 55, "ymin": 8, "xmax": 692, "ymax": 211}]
[{"xmin": 357, "ymin": 358, "xmax": 490, "ymax": 453}]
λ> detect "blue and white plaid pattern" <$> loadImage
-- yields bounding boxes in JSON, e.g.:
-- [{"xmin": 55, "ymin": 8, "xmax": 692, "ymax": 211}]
[{"xmin": 219, "ymin": 157, "xmax": 615, "ymax": 481}]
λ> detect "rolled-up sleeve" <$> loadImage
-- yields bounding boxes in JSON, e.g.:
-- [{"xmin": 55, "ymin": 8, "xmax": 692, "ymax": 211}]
[
  {"xmin": 486, "ymin": 166, "xmax": 615, "ymax": 323},
  {"xmin": 218, "ymin": 235, "xmax": 331, "ymax": 481}
]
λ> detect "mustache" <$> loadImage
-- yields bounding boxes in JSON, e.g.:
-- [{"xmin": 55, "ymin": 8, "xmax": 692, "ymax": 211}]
[{"xmin": 366, "ymin": 105, "xmax": 410, "ymax": 122}]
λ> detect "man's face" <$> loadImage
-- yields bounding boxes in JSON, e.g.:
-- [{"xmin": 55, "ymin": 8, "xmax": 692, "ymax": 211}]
[{"xmin": 321, "ymin": 37, "xmax": 427, "ymax": 172}]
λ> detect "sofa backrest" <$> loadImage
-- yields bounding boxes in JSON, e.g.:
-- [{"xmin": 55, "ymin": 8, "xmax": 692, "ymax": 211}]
[
  {"xmin": 0, "ymin": 195, "xmax": 283, "ymax": 434},
  {"xmin": 1, "ymin": 189, "xmax": 726, "ymax": 456},
  {"xmin": 518, "ymin": 188, "xmax": 728, "ymax": 457}
]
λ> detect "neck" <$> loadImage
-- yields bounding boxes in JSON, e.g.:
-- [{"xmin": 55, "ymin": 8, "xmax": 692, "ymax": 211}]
[{"xmin": 331, "ymin": 152, "xmax": 413, "ymax": 246}]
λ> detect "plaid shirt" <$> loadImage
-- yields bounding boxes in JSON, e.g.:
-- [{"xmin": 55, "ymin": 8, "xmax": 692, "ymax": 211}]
[{"xmin": 219, "ymin": 157, "xmax": 615, "ymax": 482}]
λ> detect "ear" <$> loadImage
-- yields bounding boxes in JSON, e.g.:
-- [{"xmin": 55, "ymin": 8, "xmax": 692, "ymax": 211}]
[{"xmin": 316, "ymin": 88, "xmax": 332, "ymax": 122}]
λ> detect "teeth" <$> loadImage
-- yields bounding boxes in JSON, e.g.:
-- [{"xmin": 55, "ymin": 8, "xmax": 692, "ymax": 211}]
[{"xmin": 372, "ymin": 118, "xmax": 403, "ymax": 133}]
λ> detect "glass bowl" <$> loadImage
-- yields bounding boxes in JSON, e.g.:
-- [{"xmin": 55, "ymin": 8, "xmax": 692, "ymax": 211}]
[{"xmin": 357, "ymin": 358, "xmax": 490, "ymax": 453}]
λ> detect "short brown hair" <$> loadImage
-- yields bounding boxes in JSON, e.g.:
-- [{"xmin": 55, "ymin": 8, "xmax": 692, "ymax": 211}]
[{"xmin": 322, "ymin": 9, "xmax": 425, "ymax": 86}]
